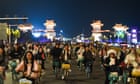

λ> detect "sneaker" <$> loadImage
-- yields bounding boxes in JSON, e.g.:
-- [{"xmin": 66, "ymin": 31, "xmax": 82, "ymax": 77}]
[
  {"xmin": 119, "ymin": 76, "xmax": 122, "ymax": 81},
  {"xmin": 68, "ymin": 69, "xmax": 72, "ymax": 72},
  {"xmin": 62, "ymin": 75, "xmax": 64, "ymax": 80},
  {"xmin": 127, "ymin": 77, "xmax": 131, "ymax": 82}
]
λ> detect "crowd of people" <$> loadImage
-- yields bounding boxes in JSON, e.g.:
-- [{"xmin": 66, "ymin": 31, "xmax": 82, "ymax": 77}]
[{"xmin": 0, "ymin": 41, "xmax": 139, "ymax": 84}]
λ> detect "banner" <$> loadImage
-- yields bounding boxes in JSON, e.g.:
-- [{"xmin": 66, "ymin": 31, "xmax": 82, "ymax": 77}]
[{"xmin": 0, "ymin": 23, "xmax": 7, "ymax": 40}]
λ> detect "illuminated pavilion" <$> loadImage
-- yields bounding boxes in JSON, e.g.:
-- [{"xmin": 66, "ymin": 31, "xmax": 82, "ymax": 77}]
[
  {"xmin": 91, "ymin": 20, "xmax": 110, "ymax": 41},
  {"xmin": 44, "ymin": 20, "xmax": 56, "ymax": 41}
]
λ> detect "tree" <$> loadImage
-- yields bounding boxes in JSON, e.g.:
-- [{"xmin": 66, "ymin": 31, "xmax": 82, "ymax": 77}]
[{"xmin": 12, "ymin": 29, "xmax": 20, "ymax": 43}]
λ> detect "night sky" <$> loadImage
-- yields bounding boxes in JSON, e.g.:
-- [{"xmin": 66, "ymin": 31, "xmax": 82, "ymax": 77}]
[{"xmin": 0, "ymin": 0, "xmax": 140, "ymax": 38}]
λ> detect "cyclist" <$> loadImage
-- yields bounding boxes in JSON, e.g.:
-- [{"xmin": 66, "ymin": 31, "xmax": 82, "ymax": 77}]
[
  {"xmin": 50, "ymin": 43, "xmax": 63, "ymax": 71},
  {"xmin": 16, "ymin": 51, "xmax": 39, "ymax": 84},
  {"xmin": 104, "ymin": 49, "xmax": 119, "ymax": 84},
  {"xmin": 61, "ymin": 44, "xmax": 72, "ymax": 63},
  {"xmin": 60, "ymin": 44, "xmax": 72, "ymax": 79},
  {"xmin": 83, "ymin": 45, "xmax": 95, "ymax": 73}
]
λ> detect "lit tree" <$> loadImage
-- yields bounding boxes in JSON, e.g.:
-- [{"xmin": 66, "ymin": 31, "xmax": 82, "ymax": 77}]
[
  {"xmin": 6, "ymin": 28, "xmax": 11, "ymax": 36},
  {"xmin": 12, "ymin": 29, "xmax": 20, "ymax": 43},
  {"xmin": 113, "ymin": 24, "xmax": 128, "ymax": 42}
]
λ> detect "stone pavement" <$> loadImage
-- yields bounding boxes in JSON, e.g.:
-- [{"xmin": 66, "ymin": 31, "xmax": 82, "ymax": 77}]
[{"xmin": 4, "ymin": 56, "xmax": 105, "ymax": 84}]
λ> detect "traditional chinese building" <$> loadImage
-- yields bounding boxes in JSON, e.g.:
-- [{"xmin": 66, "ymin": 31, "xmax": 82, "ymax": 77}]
[{"xmin": 44, "ymin": 20, "xmax": 56, "ymax": 41}]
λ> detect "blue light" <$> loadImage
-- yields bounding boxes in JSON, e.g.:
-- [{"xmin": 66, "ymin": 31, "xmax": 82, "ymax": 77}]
[{"xmin": 32, "ymin": 32, "xmax": 41, "ymax": 38}]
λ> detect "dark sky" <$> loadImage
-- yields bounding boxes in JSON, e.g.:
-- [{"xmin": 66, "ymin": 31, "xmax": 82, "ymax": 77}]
[{"xmin": 0, "ymin": 0, "xmax": 140, "ymax": 38}]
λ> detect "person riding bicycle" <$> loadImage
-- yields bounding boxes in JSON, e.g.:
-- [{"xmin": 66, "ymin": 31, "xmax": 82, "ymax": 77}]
[
  {"xmin": 61, "ymin": 44, "xmax": 71, "ymax": 63},
  {"xmin": 9, "ymin": 43, "xmax": 24, "ymax": 62},
  {"xmin": 104, "ymin": 49, "xmax": 119, "ymax": 84},
  {"xmin": 50, "ymin": 43, "xmax": 63, "ymax": 71},
  {"xmin": 60, "ymin": 44, "xmax": 72, "ymax": 70},
  {"xmin": 77, "ymin": 44, "xmax": 85, "ymax": 68},
  {"xmin": 16, "ymin": 51, "xmax": 39, "ymax": 84},
  {"xmin": 124, "ymin": 47, "xmax": 138, "ymax": 83},
  {"xmin": 83, "ymin": 45, "xmax": 95, "ymax": 73}
]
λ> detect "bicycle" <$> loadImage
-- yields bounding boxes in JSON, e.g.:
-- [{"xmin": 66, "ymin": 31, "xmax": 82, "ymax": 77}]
[
  {"xmin": 0, "ymin": 67, "xmax": 5, "ymax": 84},
  {"xmin": 0, "ymin": 72, "xmax": 4, "ymax": 84},
  {"xmin": 85, "ymin": 61, "xmax": 92, "ymax": 78},
  {"xmin": 108, "ymin": 72, "xmax": 119, "ymax": 84},
  {"xmin": 10, "ymin": 60, "xmax": 18, "ymax": 80},
  {"xmin": 78, "ymin": 59, "xmax": 84, "ymax": 71},
  {"xmin": 53, "ymin": 61, "xmax": 61, "ymax": 78},
  {"xmin": 121, "ymin": 69, "xmax": 129, "ymax": 84},
  {"xmin": 130, "ymin": 68, "xmax": 140, "ymax": 84},
  {"xmin": 61, "ymin": 63, "xmax": 71, "ymax": 80}
]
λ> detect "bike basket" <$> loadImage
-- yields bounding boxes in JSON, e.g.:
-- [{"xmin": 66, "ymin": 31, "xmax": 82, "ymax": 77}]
[
  {"xmin": 109, "ymin": 72, "xmax": 118, "ymax": 80},
  {"xmin": 109, "ymin": 72, "xmax": 118, "ymax": 77},
  {"xmin": 19, "ymin": 78, "xmax": 32, "ymax": 84},
  {"xmin": 62, "ymin": 64, "xmax": 70, "ymax": 69},
  {"xmin": 131, "ymin": 68, "xmax": 140, "ymax": 77}
]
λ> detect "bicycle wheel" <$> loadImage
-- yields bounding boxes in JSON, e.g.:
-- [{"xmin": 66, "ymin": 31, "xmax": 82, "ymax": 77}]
[
  {"xmin": 0, "ymin": 77, "xmax": 4, "ymax": 84},
  {"xmin": 85, "ymin": 67, "xmax": 91, "ymax": 78},
  {"xmin": 122, "ymin": 71, "xmax": 129, "ymax": 84},
  {"xmin": 109, "ymin": 80, "xmax": 114, "ymax": 84},
  {"xmin": 79, "ymin": 61, "xmax": 84, "ymax": 71},
  {"xmin": 61, "ymin": 69, "xmax": 68, "ymax": 80},
  {"xmin": 55, "ymin": 67, "xmax": 59, "ymax": 78}
]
